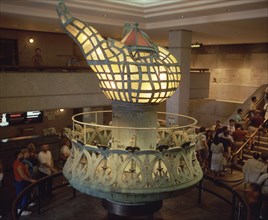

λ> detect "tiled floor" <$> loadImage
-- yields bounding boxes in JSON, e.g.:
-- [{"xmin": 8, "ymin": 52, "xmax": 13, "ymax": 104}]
[{"xmin": 0, "ymin": 170, "xmax": 246, "ymax": 220}]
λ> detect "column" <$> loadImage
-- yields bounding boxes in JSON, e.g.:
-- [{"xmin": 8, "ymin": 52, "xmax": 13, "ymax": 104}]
[{"xmin": 166, "ymin": 30, "xmax": 192, "ymax": 119}]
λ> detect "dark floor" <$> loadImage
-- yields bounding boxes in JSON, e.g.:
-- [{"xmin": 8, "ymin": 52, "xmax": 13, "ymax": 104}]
[{"xmin": 0, "ymin": 169, "xmax": 246, "ymax": 220}]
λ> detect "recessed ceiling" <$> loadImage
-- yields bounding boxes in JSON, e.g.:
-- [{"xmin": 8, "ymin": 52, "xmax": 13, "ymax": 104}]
[{"xmin": 0, "ymin": 0, "xmax": 267, "ymax": 46}]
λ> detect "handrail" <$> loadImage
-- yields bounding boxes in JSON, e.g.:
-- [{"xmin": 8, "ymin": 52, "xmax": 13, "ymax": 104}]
[
  {"xmin": 232, "ymin": 118, "xmax": 268, "ymax": 157},
  {"xmin": 199, "ymin": 174, "xmax": 249, "ymax": 220},
  {"xmin": 11, "ymin": 170, "xmax": 249, "ymax": 219},
  {"xmin": 225, "ymin": 84, "xmax": 267, "ymax": 124},
  {"xmin": 11, "ymin": 171, "xmax": 73, "ymax": 220}
]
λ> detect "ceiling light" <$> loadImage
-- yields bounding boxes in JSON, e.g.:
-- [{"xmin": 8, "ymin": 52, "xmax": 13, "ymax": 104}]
[
  {"xmin": 28, "ymin": 38, "xmax": 34, "ymax": 44},
  {"xmin": 191, "ymin": 42, "xmax": 202, "ymax": 48}
]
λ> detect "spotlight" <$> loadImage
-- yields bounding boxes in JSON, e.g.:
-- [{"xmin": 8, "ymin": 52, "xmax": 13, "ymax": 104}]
[{"xmin": 28, "ymin": 38, "xmax": 34, "ymax": 44}]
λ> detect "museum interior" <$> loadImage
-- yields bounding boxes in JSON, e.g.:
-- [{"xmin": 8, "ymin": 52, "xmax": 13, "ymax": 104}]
[{"xmin": 0, "ymin": 0, "xmax": 268, "ymax": 219}]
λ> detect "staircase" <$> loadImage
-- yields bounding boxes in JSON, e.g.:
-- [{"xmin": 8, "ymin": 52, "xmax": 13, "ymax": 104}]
[
  {"xmin": 243, "ymin": 131, "xmax": 268, "ymax": 161},
  {"xmin": 242, "ymin": 129, "xmax": 268, "ymax": 162},
  {"xmin": 229, "ymin": 83, "xmax": 268, "ymax": 166}
]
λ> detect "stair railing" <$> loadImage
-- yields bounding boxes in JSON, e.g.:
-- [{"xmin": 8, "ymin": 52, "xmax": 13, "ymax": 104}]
[
  {"xmin": 225, "ymin": 84, "xmax": 267, "ymax": 124},
  {"xmin": 232, "ymin": 118, "xmax": 268, "ymax": 160}
]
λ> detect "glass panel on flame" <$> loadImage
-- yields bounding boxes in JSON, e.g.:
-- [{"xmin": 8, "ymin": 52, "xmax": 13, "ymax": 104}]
[
  {"xmin": 142, "ymin": 74, "xmax": 149, "ymax": 80},
  {"xmin": 130, "ymin": 74, "xmax": 139, "ymax": 81},
  {"xmin": 83, "ymin": 40, "xmax": 93, "ymax": 54},
  {"xmin": 107, "ymin": 74, "xmax": 113, "ymax": 80},
  {"xmin": 154, "ymin": 83, "xmax": 160, "ymax": 90},
  {"xmin": 66, "ymin": 25, "xmax": 79, "ymax": 37},
  {"xmin": 84, "ymin": 28, "xmax": 93, "ymax": 36},
  {"xmin": 140, "ymin": 93, "xmax": 151, "ymax": 98},
  {"xmin": 78, "ymin": 33, "xmax": 87, "ymax": 44},
  {"xmin": 131, "ymin": 82, "xmax": 139, "ymax": 90},
  {"xmin": 114, "ymin": 92, "xmax": 120, "ymax": 100},
  {"xmin": 91, "ymin": 37, "xmax": 98, "ymax": 46},
  {"xmin": 141, "ymin": 82, "xmax": 152, "ymax": 90},
  {"xmin": 129, "ymin": 65, "xmax": 138, "ymax": 73},
  {"xmin": 101, "ymin": 74, "xmax": 107, "ymax": 80},
  {"xmin": 73, "ymin": 20, "xmax": 85, "ymax": 29},
  {"xmin": 117, "ymin": 82, "xmax": 122, "ymax": 89},
  {"xmin": 96, "ymin": 48, "xmax": 105, "ymax": 60},
  {"xmin": 114, "ymin": 75, "xmax": 122, "ymax": 81},
  {"xmin": 111, "ymin": 64, "xmax": 120, "ymax": 73},
  {"xmin": 151, "ymin": 74, "xmax": 157, "ymax": 81},
  {"xmin": 160, "ymin": 92, "xmax": 166, "ymax": 97},
  {"xmin": 159, "ymin": 73, "xmax": 167, "ymax": 81}
]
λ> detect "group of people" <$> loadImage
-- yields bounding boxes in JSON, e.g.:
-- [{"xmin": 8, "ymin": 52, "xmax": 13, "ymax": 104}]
[
  {"xmin": 195, "ymin": 93, "xmax": 268, "ymax": 220},
  {"xmin": 195, "ymin": 95, "xmax": 266, "ymax": 178},
  {"xmin": 196, "ymin": 119, "xmax": 247, "ymax": 177},
  {"xmin": 13, "ymin": 143, "xmax": 57, "ymax": 216}
]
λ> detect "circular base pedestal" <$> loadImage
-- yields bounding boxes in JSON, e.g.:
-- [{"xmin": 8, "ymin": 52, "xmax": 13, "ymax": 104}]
[{"xmin": 102, "ymin": 199, "xmax": 163, "ymax": 220}]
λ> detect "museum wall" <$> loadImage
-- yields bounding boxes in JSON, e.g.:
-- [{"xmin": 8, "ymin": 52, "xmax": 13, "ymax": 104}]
[{"xmin": 191, "ymin": 44, "xmax": 268, "ymax": 102}]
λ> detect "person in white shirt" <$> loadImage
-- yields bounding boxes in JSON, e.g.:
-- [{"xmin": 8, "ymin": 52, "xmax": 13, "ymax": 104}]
[
  {"xmin": 227, "ymin": 119, "xmax": 236, "ymax": 135},
  {"xmin": 60, "ymin": 139, "xmax": 71, "ymax": 167},
  {"xmin": 37, "ymin": 144, "xmax": 57, "ymax": 197},
  {"xmin": 243, "ymin": 153, "xmax": 267, "ymax": 187}
]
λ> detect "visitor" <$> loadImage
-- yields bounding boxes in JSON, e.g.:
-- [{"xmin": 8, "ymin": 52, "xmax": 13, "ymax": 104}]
[
  {"xmin": 243, "ymin": 152, "xmax": 267, "ymax": 188},
  {"xmin": 235, "ymin": 108, "xmax": 248, "ymax": 130},
  {"xmin": 37, "ymin": 144, "xmax": 57, "ymax": 197},
  {"xmin": 210, "ymin": 137, "xmax": 224, "ymax": 177},
  {"xmin": 210, "ymin": 120, "xmax": 222, "ymax": 137},
  {"xmin": 32, "ymin": 47, "xmax": 43, "ymax": 67},
  {"xmin": 249, "ymin": 96, "xmax": 260, "ymax": 118},
  {"xmin": 227, "ymin": 118, "xmax": 236, "ymax": 135},
  {"xmin": 27, "ymin": 143, "xmax": 39, "ymax": 177},
  {"xmin": 13, "ymin": 151, "xmax": 36, "ymax": 216},
  {"xmin": 60, "ymin": 138, "xmax": 71, "ymax": 167},
  {"xmin": 21, "ymin": 149, "xmax": 34, "ymax": 178},
  {"xmin": 247, "ymin": 112, "xmax": 264, "ymax": 149},
  {"xmin": 218, "ymin": 126, "xmax": 234, "ymax": 155},
  {"xmin": 206, "ymin": 129, "xmax": 214, "ymax": 169}
]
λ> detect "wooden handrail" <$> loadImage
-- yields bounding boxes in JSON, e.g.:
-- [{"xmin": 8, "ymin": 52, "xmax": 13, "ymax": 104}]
[
  {"xmin": 11, "ymin": 171, "xmax": 71, "ymax": 220},
  {"xmin": 232, "ymin": 118, "xmax": 267, "ymax": 157}
]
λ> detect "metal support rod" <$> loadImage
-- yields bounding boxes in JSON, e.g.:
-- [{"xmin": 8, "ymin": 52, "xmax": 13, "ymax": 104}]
[
  {"xmin": 198, "ymin": 179, "xmax": 203, "ymax": 204},
  {"xmin": 231, "ymin": 192, "xmax": 236, "ymax": 220}
]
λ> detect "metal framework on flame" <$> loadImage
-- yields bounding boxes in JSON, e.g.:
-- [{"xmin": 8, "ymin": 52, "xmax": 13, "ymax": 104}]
[{"xmin": 57, "ymin": 2, "xmax": 181, "ymax": 104}]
